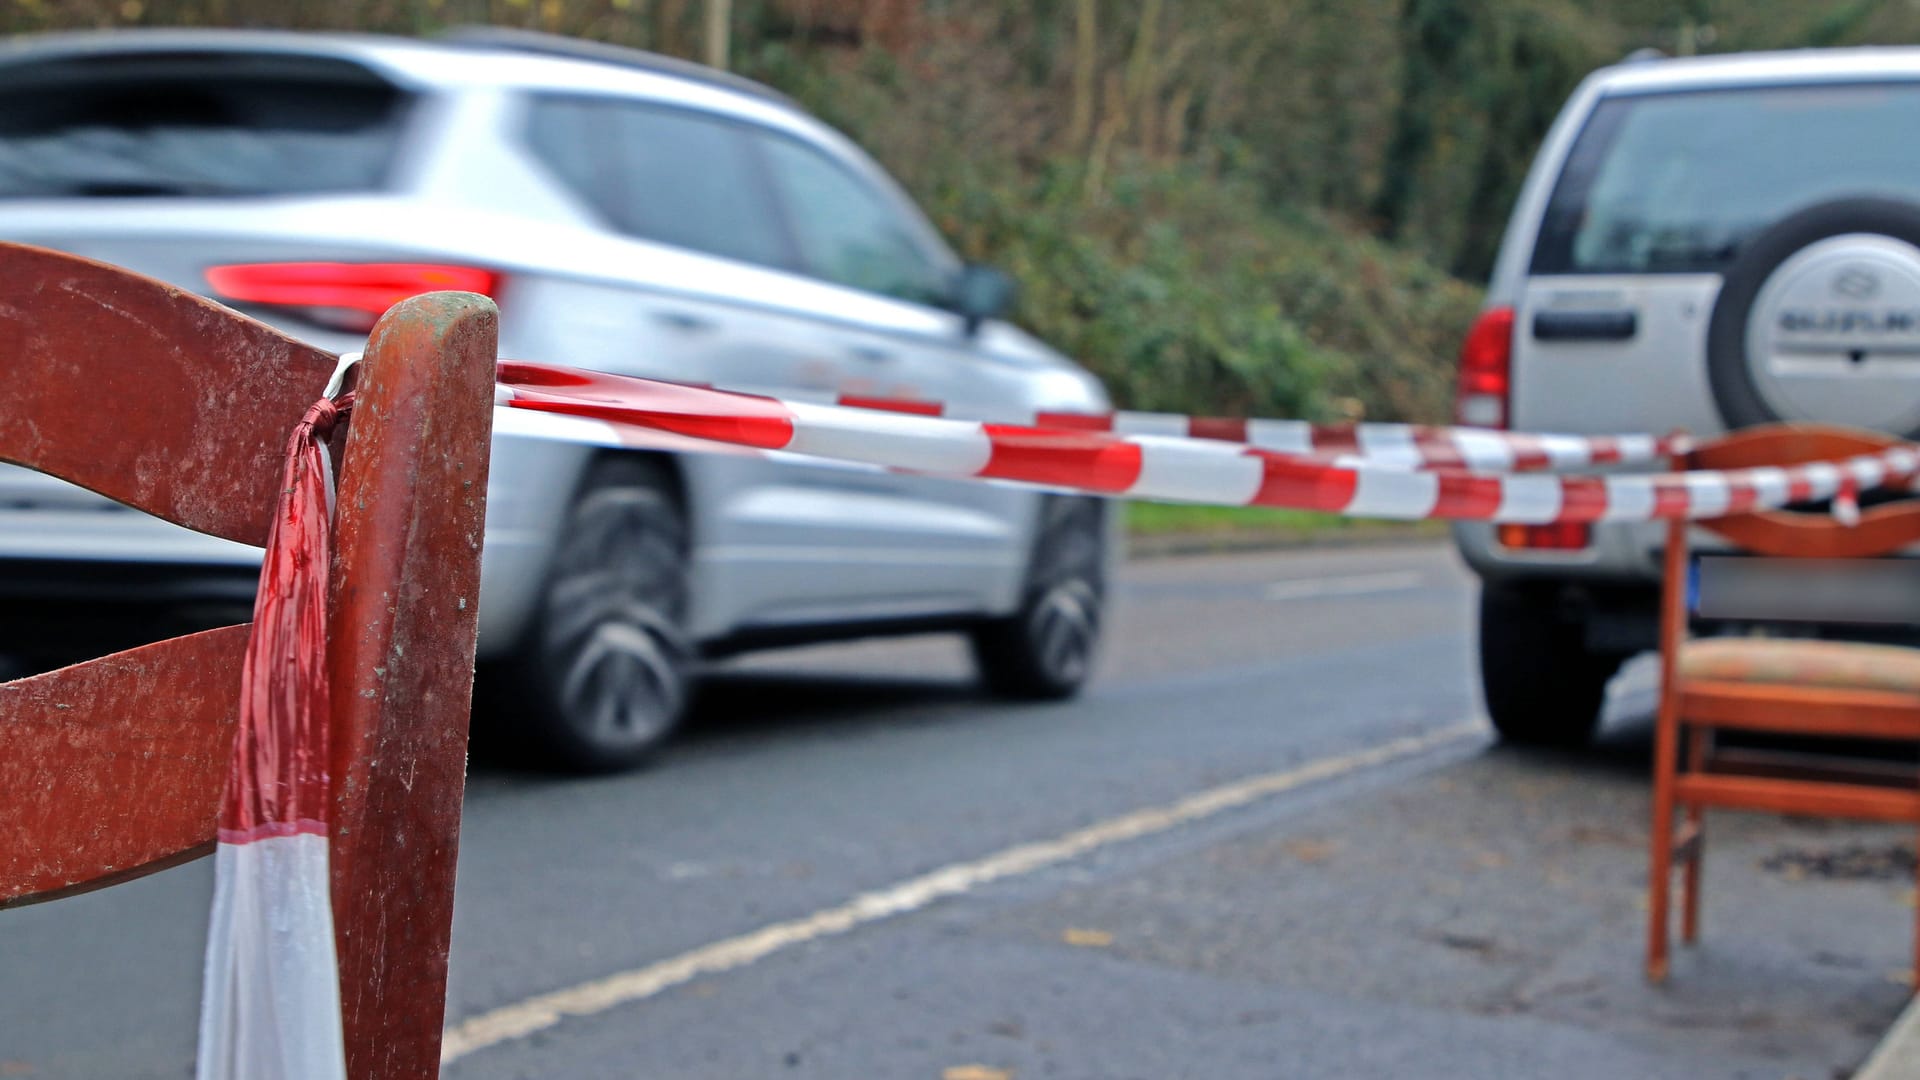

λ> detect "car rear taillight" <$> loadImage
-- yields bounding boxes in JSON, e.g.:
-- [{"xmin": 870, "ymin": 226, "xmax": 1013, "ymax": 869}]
[
  {"xmin": 1496, "ymin": 522, "xmax": 1590, "ymax": 551},
  {"xmin": 1455, "ymin": 305, "xmax": 1515, "ymax": 429},
  {"xmin": 205, "ymin": 262, "xmax": 498, "ymax": 334}
]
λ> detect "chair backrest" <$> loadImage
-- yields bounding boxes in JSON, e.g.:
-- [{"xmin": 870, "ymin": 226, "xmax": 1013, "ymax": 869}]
[
  {"xmin": 1660, "ymin": 422, "xmax": 1920, "ymax": 662},
  {"xmin": 0, "ymin": 243, "xmax": 497, "ymax": 1078},
  {"xmin": 1682, "ymin": 423, "xmax": 1920, "ymax": 560}
]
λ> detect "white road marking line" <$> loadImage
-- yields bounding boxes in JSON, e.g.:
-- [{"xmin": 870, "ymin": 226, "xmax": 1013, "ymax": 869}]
[
  {"xmin": 440, "ymin": 721, "xmax": 1484, "ymax": 1064},
  {"xmin": 1264, "ymin": 570, "xmax": 1425, "ymax": 601}
]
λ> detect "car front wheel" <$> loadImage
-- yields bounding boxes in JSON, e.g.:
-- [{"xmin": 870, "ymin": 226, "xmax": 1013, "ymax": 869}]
[
  {"xmin": 971, "ymin": 496, "xmax": 1106, "ymax": 700},
  {"xmin": 500, "ymin": 457, "xmax": 692, "ymax": 772}
]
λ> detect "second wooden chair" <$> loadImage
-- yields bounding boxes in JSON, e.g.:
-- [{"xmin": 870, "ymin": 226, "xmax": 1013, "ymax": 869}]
[{"xmin": 1649, "ymin": 422, "xmax": 1920, "ymax": 986}]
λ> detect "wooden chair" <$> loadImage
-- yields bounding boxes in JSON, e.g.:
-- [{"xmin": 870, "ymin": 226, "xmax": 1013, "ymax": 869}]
[
  {"xmin": 1648, "ymin": 422, "xmax": 1920, "ymax": 986},
  {"xmin": 0, "ymin": 243, "xmax": 497, "ymax": 1077}
]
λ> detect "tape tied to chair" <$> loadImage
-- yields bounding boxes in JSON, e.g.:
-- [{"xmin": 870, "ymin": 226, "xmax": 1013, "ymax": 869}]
[{"xmin": 195, "ymin": 390, "xmax": 354, "ymax": 1080}]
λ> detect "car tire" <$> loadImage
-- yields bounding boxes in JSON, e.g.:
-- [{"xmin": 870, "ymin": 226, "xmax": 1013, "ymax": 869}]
[
  {"xmin": 971, "ymin": 495, "xmax": 1106, "ymax": 700},
  {"xmin": 499, "ymin": 457, "xmax": 692, "ymax": 772},
  {"xmin": 1708, "ymin": 196, "xmax": 1920, "ymax": 434},
  {"xmin": 1479, "ymin": 583, "xmax": 1621, "ymax": 747}
]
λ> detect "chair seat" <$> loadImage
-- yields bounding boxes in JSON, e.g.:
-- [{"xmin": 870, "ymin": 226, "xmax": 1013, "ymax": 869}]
[{"xmin": 1680, "ymin": 637, "xmax": 1920, "ymax": 696}]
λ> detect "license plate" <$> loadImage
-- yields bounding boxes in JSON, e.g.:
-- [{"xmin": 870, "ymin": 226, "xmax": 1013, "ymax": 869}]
[{"xmin": 1693, "ymin": 555, "xmax": 1920, "ymax": 626}]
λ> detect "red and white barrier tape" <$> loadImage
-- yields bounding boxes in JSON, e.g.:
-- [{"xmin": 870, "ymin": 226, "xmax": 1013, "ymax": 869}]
[
  {"xmin": 509, "ymin": 369, "xmax": 1680, "ymax": 471},
  {"xmin": 494, "ymin": 362, "xmax": 1920, "ymax": 523},
  {"xmin": 780, "ymin": 389, "xmax": 1679, "ymax": 472}
]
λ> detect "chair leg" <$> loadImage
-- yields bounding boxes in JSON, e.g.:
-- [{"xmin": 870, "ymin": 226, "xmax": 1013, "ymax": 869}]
[
  {"xmin": 1648, "ymin": 718, "xmax": 1682, "ymax": 984},
  {"xmin": 1681, "ymin": 804, "xmax": 1702, "ymax": 945},
  {"xmin": 1681, "ymin": 727, "xmax": 1707, "ymax": 946}
]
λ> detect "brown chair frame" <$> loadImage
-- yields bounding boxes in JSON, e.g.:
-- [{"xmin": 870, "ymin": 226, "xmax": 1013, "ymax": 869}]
[
  {"xmin": 1648, "ymin": 422, "xmax": 1920, "ymax": 985},
  {"xmin": 0, "ymin": 243, "xmax": 497, "ymax": 1077}
]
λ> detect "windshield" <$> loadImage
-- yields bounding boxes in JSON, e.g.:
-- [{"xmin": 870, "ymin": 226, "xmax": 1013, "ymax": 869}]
[
  {"xmin": 1532, "ymin": 82, "xmax": 1920, "ymax": 274},
  {"xmin": 0, "ymin": 53, "xmax": 410, "ymax": 199}
]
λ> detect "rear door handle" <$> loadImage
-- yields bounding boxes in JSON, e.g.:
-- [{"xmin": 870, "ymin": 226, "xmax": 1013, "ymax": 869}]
[
  {"xmin": 1532, "ymin": 309, "xmax": 1637, "ymax": 341},
  {"xmin": 848, "ymin": 344, "xmax": 895, "ymax": 363},
  {"xmin": 653, "ymin": 309, "xmax": 715, "ymax": 333}
]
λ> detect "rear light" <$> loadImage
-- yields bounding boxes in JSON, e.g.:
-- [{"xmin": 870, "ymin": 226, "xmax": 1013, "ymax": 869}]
[
  {"xmin": 1496, "ymin": 522, "xmax": 1590, "ymax": 551},
  {"xmin": 1455, "ymin": 305, "xmax": 1515, "ymax": 429},
  {"xmin": 205, "ymin": 262, "xmax": 498, "ymax": 334}
]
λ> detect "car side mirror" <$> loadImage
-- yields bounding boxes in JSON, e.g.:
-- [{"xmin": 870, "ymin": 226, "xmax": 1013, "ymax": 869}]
[{"xmin": 951, "ymin": 264, "xmax": 1016, "ymax": 337}]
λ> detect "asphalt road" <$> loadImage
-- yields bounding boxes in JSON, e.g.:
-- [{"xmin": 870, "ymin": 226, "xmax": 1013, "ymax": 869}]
[{"xmin": 1, "ymin": 544, "xmax": 1911, "ymax": 1078}]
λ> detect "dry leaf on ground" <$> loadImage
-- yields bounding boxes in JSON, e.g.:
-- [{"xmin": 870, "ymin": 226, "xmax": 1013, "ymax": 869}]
[
  {"xmin": 1284, "ymin": 838, "xmax": 1338, "ymax": 863},
  {"xmin": 943, "ymin": 1066, "xmax": 1013, "ymax": 1080}
]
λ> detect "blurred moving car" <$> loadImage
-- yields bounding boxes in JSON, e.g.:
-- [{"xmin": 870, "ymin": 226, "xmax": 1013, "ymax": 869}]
[
  {"xmin": 1455, "ymin": 47, "xmax": 1920, "ymax": 746},
  {"xmin": 0, "ymin": 27, "xmax": 1114, "ymax": 771}
]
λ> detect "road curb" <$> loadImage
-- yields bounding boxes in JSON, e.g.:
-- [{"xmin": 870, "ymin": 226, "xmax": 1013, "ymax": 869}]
[
  {"xmin": 1125, "ymin": 529, "xmax": 1447, "ymax": 559},
  {"xmin": 1857, "ymin": 993, "xmax": 1920, "ymax": 1080}
]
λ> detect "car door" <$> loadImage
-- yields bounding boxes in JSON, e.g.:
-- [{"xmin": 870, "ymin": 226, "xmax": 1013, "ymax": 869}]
[
  {"xmin": 528, "ymin": 93, "xmax": 993, "ymax": 634},
  {"xmin": 745, "ymin": 127, "xmax": 1036, "ymax": 606}
]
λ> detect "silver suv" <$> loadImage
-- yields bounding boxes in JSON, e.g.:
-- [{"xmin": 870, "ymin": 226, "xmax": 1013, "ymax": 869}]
[
  {"xmin": 0, "ymin": 28, "xmax": 1113, "ymax": 770},
  {"xmin": 1456, "ymin": 47, "xmax": 1920, "ymax": 745}
]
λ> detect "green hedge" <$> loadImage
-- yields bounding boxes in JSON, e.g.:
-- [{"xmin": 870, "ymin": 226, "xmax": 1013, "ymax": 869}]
[{"xmin": 920, "ymin": 158, "xmax": 1479, "ymax": 422}]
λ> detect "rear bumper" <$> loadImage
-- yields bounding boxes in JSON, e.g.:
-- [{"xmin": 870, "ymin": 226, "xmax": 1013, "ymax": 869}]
[
  {"xmin": 1453, "ymin": 519, "xmax": 1665, "ymax": 587},
  {"xmin": 0, "ymin": 557, "xmax": 261, "ymax": 657},
  {"xmin": 1455, "ymin": 520, "xmax": 1664, "ymax": 656},
  {"xmin": 0, "ymin": 428, "xmax": 586, "ymax": 661},
  {"xmin": 0, "ymin": 535, "xmax": 553, "ymax": 662},
  {"xmin": 0, "ymin": 498, "xmax": 266, "ymax": 655}
]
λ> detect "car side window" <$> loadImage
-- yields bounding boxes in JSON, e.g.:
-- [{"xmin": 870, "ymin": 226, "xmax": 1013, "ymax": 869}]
[
  {"xmin": 753, "ymin": 133, "xmax": 952, "ymax": 305},
  {"xmin": 526, "ymin": 96, "xmax": 790, "ymax": 270},
  {"xmin": 526, "ymin": 97, "xmax": 612, "ymax": 214}
]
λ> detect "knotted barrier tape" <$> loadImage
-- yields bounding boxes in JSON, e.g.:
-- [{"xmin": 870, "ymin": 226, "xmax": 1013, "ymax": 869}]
[
  {"xmin": 494, "ymin": 361, "xmax": 1919, "ymax": 523},
  {"xmin": 196, "ymin": 393, "xmax": 351, "ymax": 1080}
]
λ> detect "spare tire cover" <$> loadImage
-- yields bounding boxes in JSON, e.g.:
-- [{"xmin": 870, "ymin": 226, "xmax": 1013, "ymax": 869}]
[{"xmin": 1708, "ymin": 196, "xmax": 1920, "ymax": 436}]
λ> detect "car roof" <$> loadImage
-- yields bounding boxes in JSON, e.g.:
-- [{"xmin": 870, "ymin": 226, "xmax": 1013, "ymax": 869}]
[
  {"xmin": 0, "ymin": 27, "xmax": 803, "ymax": 123},
  {"xmin": 1592, "ymin": 46, "xmax": 1920, "ymax": 97}
]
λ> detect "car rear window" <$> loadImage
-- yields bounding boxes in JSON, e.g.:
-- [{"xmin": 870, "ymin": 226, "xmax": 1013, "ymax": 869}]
[
  {"xmin": 525, "ymin": 95, "xmax": 792, "ymax": 270},
  {"xmin": 1532, "ymin": 83, "xmax": 1920, "ymax": 275},
  {"xmin": 0, "ymin": 52, "xmax": 411, "ymax": 199}
]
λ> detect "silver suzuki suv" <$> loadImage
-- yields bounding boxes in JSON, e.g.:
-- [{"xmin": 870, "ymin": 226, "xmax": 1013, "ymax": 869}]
[
  {"xmin": 1455, "ymin": 47, "xmax": 1920, "ymax": 746},
  {"xmin": 0, "ymin": 27, "xmax": 1113, "ymax": 771}
]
